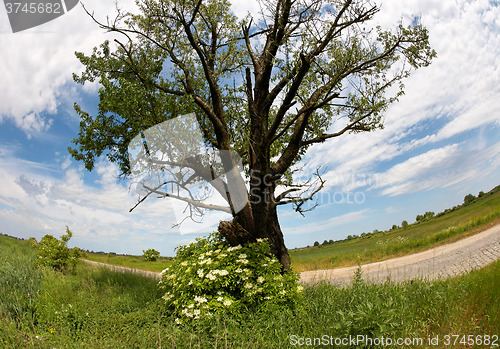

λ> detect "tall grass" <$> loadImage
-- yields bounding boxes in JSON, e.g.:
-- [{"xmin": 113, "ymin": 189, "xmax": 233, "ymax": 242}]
[
  {"xmin": 0, "ymin": 237, "xmax": 43, "ymax": 332},
  {"xmin": 1, "ymin": 234, "xmax": 498, "ymax": 348}
]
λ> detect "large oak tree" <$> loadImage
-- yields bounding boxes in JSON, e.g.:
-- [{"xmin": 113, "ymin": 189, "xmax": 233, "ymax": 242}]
[{"xmin": 70, "ymin": 0, "xmax": 435, "ymax": 270}]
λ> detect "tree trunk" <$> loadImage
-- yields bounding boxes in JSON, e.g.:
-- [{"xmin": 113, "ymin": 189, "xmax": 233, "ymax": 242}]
[{"xmin": 218, "ymin": 201, "xmax": 291, "ymax": 272}]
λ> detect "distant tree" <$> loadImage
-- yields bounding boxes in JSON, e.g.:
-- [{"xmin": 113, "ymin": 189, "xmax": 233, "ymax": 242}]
[
  {"xmin": 346, "ymin": 235, "xmax": 353, "ymax": 241},
  {"xmin": 372, "ymin": 229, "xmax": 379, "ymax": 235},
  {"xmin": 424, "ymin": 211, "xmax": 435, "ymax": 219},
  {"xmin": 391, "ymin": 224, "xmax": 398, "ymax": 230},
  {"xmin": 329, "ymin": 239, "xmax": 334, "ymax": 244},
  {"xmin": 143, "ymin": 248, "xmax": 160, "ymax": 261},
  {"xmin": 402, "ymin": 220, "xmax": 408, "ymax": 229},
  {"xmin": 35, "ymin": 227, "xmax": 80, "ymax": 273},
  {"xmin": 478, "ymin": 191, "xmax": 485, "ymax": 198},
  {"xmin": 313, "ymin": 241, "xmax": 320, "ymax": 247},
  {"xmin": 464, "ymin": 194, "xmax": 475, "ymax": 204}
]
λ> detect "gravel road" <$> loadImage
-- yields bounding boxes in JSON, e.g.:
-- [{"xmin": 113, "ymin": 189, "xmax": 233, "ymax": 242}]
[{"xmin": 300, "ymin": 223, "xmax": 500, "ymax": 286}]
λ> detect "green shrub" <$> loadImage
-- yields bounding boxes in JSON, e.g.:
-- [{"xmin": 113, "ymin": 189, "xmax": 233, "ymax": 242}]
[
  {"xmin": 27, "ymin": 236, "xmax": 38, "ymax": 248},
  {"xmin": 35, "ymin": 226, "xmax": 80, "ymax": 273},
  {"xmin": 142, "ymin": 248, "xmax": 160, "ymax": 262},
  {"xmin": 159, "ymin": 233, "xmax": 302, "ymax": 324}
]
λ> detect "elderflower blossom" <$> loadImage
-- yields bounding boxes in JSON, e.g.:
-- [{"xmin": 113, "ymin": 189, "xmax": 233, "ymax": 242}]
[
  {"xmin": 197, "ymin": 269, "xmax": 204, "ymax": 278},
  {"xmin": 227, "ymin": 245, "xmax": 242, "ymax": 252},
  {"xmin": 194, "ymin": 296, "xmax": 207, "ymax": 303},
  {"xmin": 161, "ymin": 268, "xmax": 169, "ymax": 275},
  {"xmin": 238, "ymin": 254, "xmax": 247, "ymax": 259},
  {"xmin": 206, "ymin": 272, "xmax": 216, "ymax": 281},
  {"xmin": 162, "ymin": 293, "xmax": 174, "ymax": 301},
  {"xmin": 199, "ymin": 258, "xmax": 212, "ymax": 265},
  {"xmin": 297, "ymin": 286, "xmax": 304, "ymax": 292},
  {"xmin": 212, "ymin": 269, "xmax": 228, "ymax": 276},
  {"xmin": 180, "ymin": 261, "xmax": 189, "ymax": 266},
  {"xmin": 279, "ymin": 290, "xmax": 286, "ymax": 295},
  {"xmin": 223, "ymin": 299, "xmax": 233, "ymax": 306},
  {"xmin": 257, "ymin": 276, "xmax": 264, "ymax": 283},
  {"xmin": 235, "ymin": 268, "xmax": 243, "ymax": 273},
  {"xmin": 256, "ymin": 238, "xmax": 266, "ymax": 243}
]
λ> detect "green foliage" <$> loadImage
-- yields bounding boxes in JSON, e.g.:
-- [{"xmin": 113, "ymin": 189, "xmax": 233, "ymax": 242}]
[
  {"xmin": 313, "ymin": 241, "xmax": 319, "ymax": 247},
  {"xmin": 35, "ymin": 227, "xmax": 81, "ymax": 273},
  {"xmin": 416, "ymin": 211, "xmax": 435, "ymax": 222},
  {"xmin": 464, "ymin": 193, "xmax": 476, "ymax": 204},
  {"xmin": 27, "ymin": 236, "xmax": 38, "ymax": 248},
  {"xmin": 159, "ymin": 233, "xmax": 302, "ymax": 323},
  {"xmin": 142, "ymin": 248, "xmax": 160, "ymax": 262},
  {"xmin": 401, "ymin": 220, "xmax": 408, "ymax": 229},
  {"xmin": 0, "ymin": 235, "xmax": 43, "ymax": 337}
]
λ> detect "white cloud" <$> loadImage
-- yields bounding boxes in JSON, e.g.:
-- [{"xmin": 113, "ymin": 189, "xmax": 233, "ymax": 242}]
[
  {"xmin": 300, "ymin": 0, "xmax": 500, "ymax": 196},
  {"xmin": 0, "ymin": 150, "xmax": 219, "ymax": 253},
  {"xmin": 373, "ymin": 142, "xmax": 500, "ymax": 196},
  {"xmin": 283, "ymin": 209, "xmax": 373, "ymax": 236},
  {"xmin": 0, "ymin": 0, "xmax": 137, "ymax": 137}
]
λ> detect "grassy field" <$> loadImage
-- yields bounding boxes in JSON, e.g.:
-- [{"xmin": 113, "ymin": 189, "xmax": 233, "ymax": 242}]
[
  {"xmin": 83, "ymin": 252, "xmax": 174, "ymax": 273},
  {"xmin": 289, "ymin": 186, "xmax": 500, "ymax": 271},
  {"xmin": 1, "ymin": 234, "xmax": 498, "ymax": 348}
]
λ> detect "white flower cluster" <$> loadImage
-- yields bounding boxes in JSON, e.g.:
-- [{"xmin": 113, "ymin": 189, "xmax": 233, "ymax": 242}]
[
  {"xmin": 205, "ymin": 269, "xmax": 229, "ymax": 280},
  {"xmin": 194, "ymin": 296, "xmax": 207, "ymax": 303},
  {"xmin": 227, "ymin": 245, "xmax": 242, "ymax": 252}
]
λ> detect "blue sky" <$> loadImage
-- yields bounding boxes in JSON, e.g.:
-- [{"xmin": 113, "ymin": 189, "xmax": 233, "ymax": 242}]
[{"xmin": 1, "ymin": 0, "xmax": 499, "ymax": 256}]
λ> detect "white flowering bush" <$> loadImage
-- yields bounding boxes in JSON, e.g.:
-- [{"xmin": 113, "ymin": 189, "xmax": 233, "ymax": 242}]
[{"xmin": 159, "ymin": 233, "xmax": 302, "ymax": 323}]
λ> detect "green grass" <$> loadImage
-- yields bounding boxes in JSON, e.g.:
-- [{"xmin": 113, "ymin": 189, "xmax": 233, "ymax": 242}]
[
  {"xmin": 1, "ymin": 235, "xmax": 498, "ymax": 348},
  {"xmin": 290, "ymin": 186, "xmax": 500, "ymax": 271},
  {"xmin": 83, "ymin": 252, "xmax": 174, "ymax": 272}
]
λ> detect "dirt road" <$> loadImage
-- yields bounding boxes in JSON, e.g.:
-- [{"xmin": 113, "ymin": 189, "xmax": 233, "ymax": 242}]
[
  {"xmin": 81, "ymin": 223, "xmax": 500, "ymax": 286},
  {"xmin": 300, "ymin": 223, "xmax": 500, "ymax": 285}
]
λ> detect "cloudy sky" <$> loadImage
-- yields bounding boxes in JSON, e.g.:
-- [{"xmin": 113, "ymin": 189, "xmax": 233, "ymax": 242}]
[{"xmin": 1, "ymin": 0, "xmax": 499, "ymax": 255}]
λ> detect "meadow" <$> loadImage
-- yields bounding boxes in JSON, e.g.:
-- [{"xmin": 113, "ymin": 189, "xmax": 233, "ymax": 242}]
[
  {"xmin": 1, "ymin": 234, "xmax": 498, "ymax": 348},
  {"xmin": 290, "ymin": 186, "xmax": 500, "ymax": 271},
  {"xmin": 83, "ymin": 252, "xmax": 173, "ymax": 273}
]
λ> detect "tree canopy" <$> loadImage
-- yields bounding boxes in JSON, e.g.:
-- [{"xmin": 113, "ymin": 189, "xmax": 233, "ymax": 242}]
[{"xmin": 70, "ymin": 0, "xmax": 436, "ymax": 270}]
